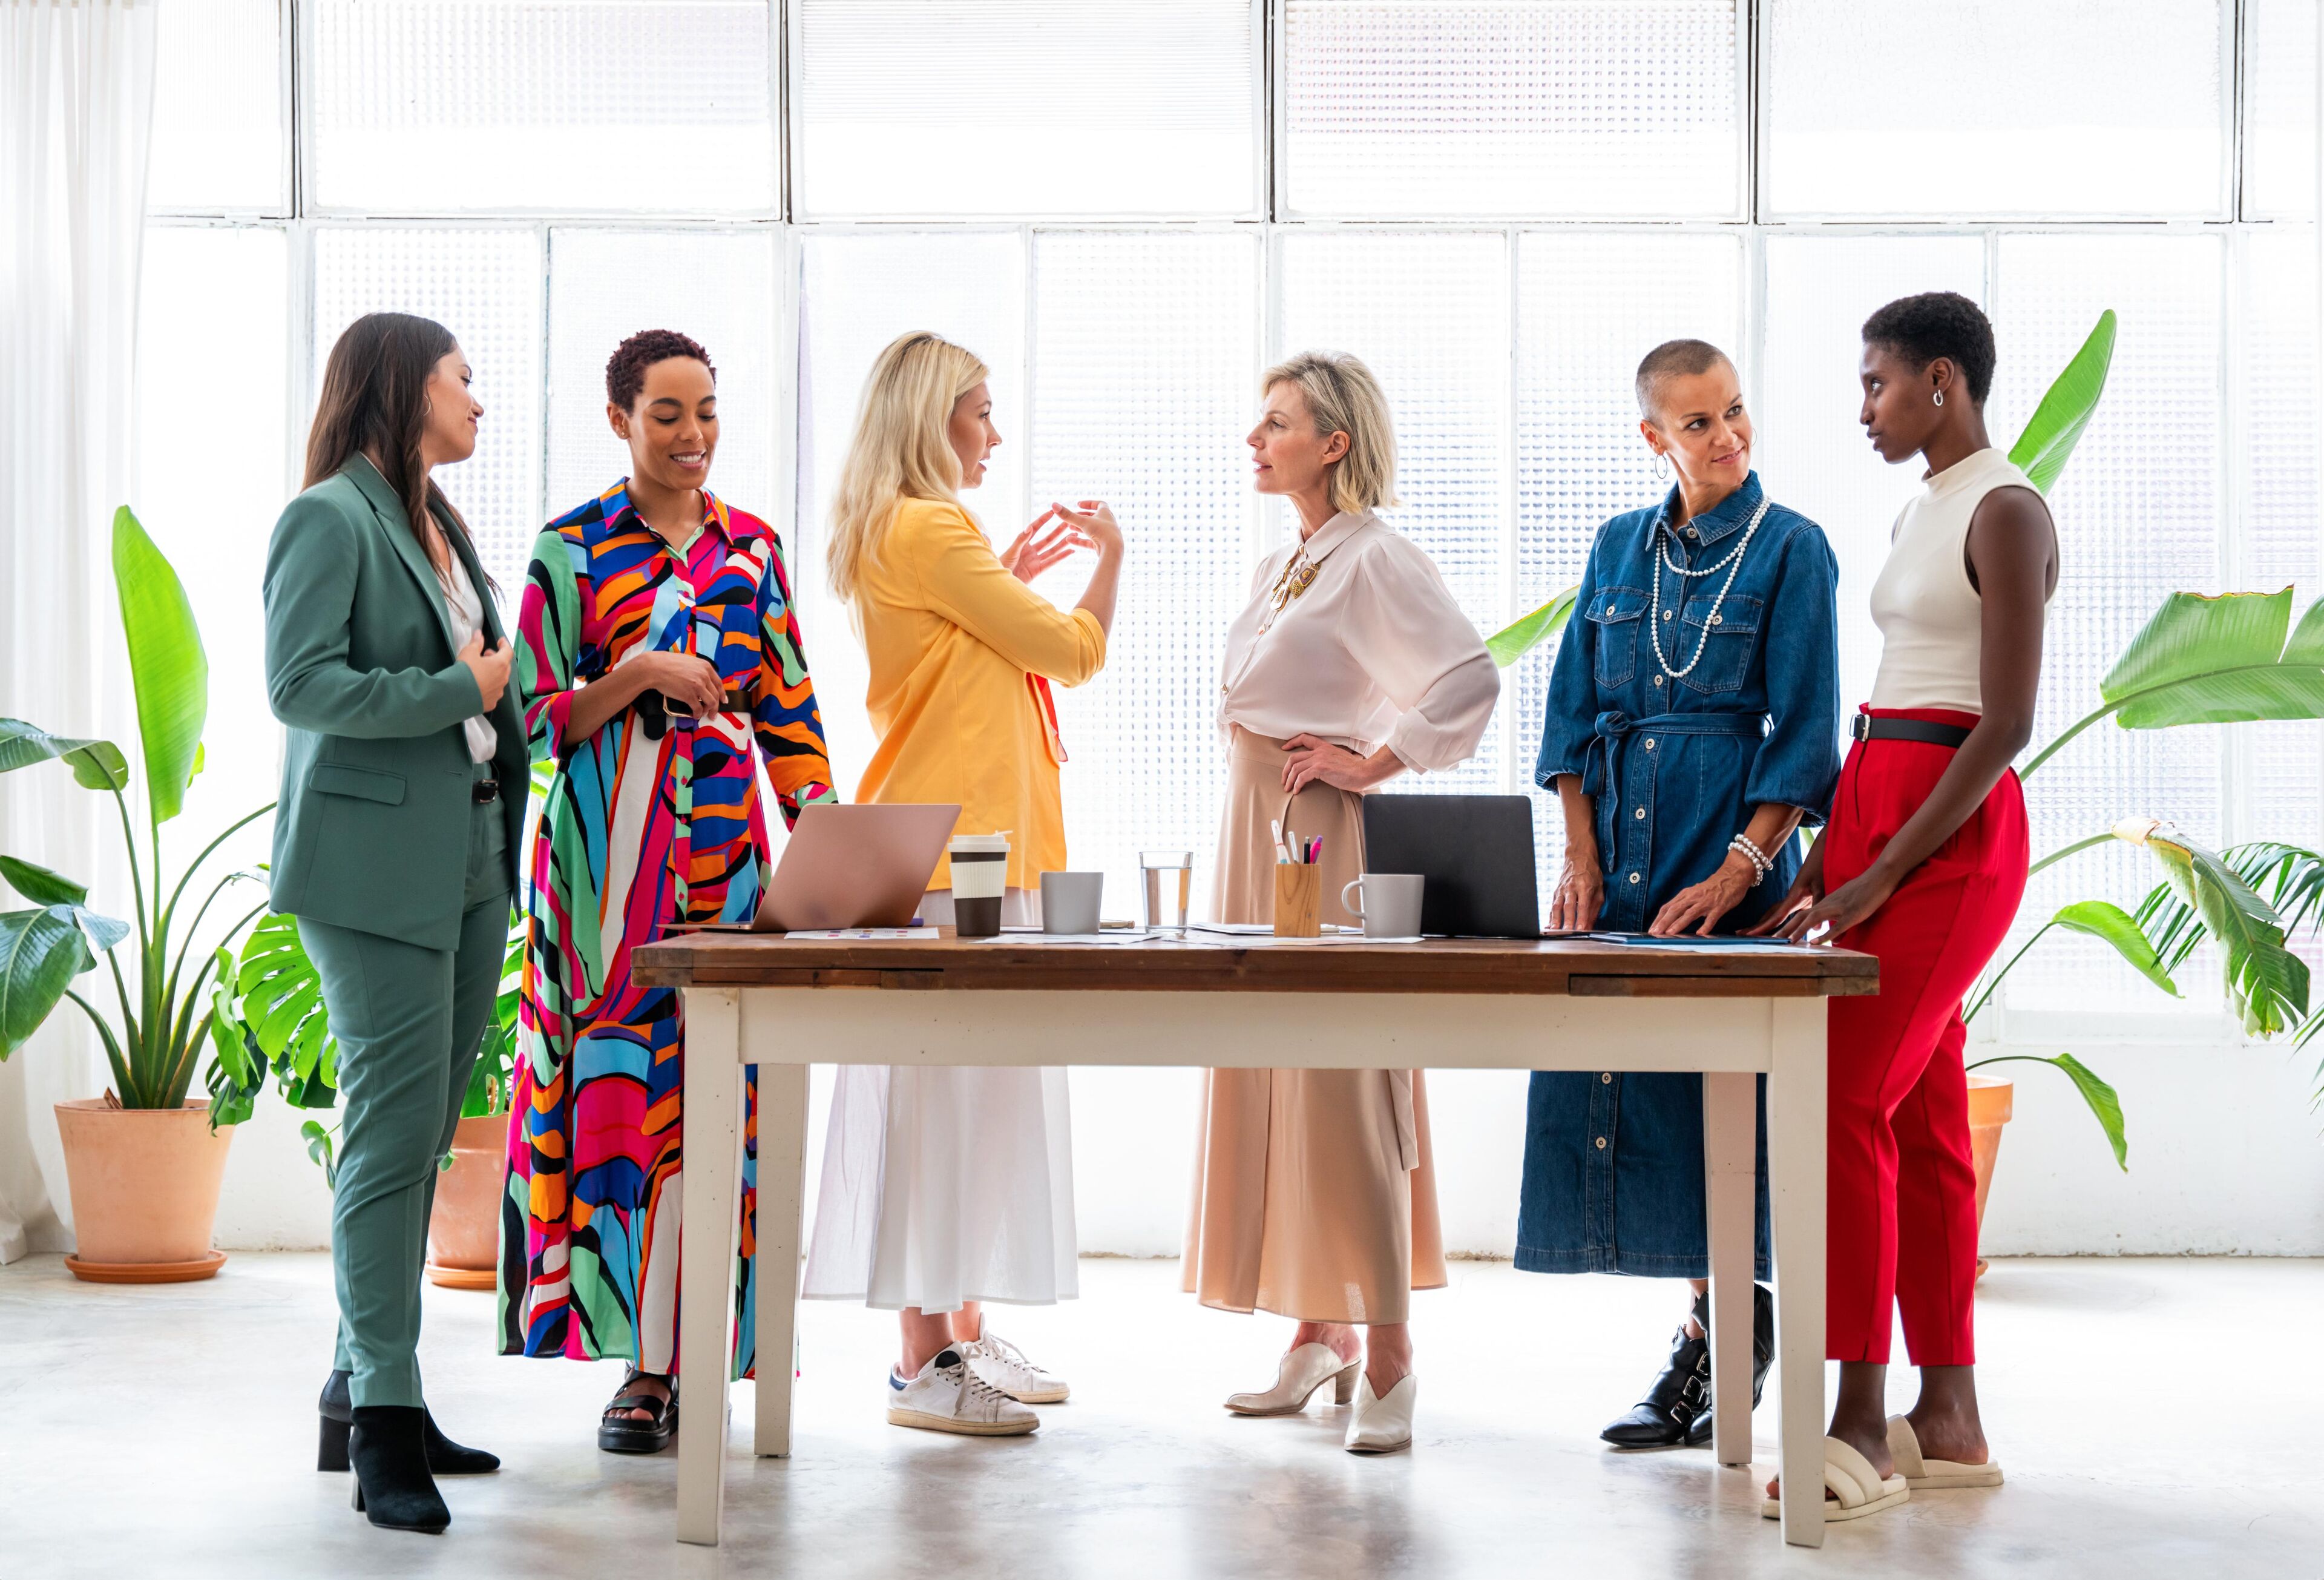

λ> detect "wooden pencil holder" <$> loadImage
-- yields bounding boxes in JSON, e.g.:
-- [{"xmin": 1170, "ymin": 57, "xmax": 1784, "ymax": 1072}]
[{"xmin": 1272, "ymin": 863, "xmax": 1322, "ymax": 937}]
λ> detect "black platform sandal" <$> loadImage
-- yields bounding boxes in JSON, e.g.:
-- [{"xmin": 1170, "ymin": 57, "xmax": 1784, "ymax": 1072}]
[
  {"xmin": 597, "ymin": 1371, "xmax": 680, "ymax": 1455},
  {"xmin": 1600, "ymin": 1285, "xmax": 1775, "ymax": 1450},
  {"xmin": 319, "ymin": 1369, "xmax": 500, "ymax": 1474},
  {"xmin": 348, "ymin": 1405, "xmax": 450, "ymax": 1533}
]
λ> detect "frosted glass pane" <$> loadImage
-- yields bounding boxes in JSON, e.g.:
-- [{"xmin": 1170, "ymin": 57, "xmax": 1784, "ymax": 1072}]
[
  {"xmin": 545, "ymin": 229, "xmax": 778, "ymax": 524},
  {"xmin": 2243, "ymin": 0, "xmax": 2320, "ymax": 220},
  {"xmin": 1281, "ymin": 0, "xmax": 1742, "ymax": 219},
  {"xmin": 1764, "ymin": 0, "xmax": 2227, "ymax": 219},
  {"xmin": 307, "ymin": 1, "xmax": 775, "ymax": 214},
  {"xmin": 792, "ymin": 1, "xmax": 1257, "ymax": 219},
  {"xmin": 311, "ymin": 228, "xmax": 546, "ymax": 600},
  {"xmin": 1758, "ymin": 235, "xmax": 1987, "ymax": 729},
  {"xmin": 1989, "ymin": 234, "xmax": 2225, "ymax": 1010},
  {"xmin": 137, "ymin": 225, "xmax": 289, "ymax": 845},
  {"xmin": 1278, "ymin": 232, "xmax": 1510, "ymax": 800},
  {"xmin": 1512, "ymin": 232, "xmax": 1744, "ymax": 901},
  {"xmin": 2239, "ymin": 228, "xmax": 2324, "ymax": 857},
  {"xmin": 147, "ymin": 0, "xmax": 284, "ymax": 211},
  {"xmin": 796, "ymin": 232, "xmax": 1028, "ymax": 795},
  {"xmin": 1029, "ymin": 232, "xmax": 1261, "ymax": 915}
]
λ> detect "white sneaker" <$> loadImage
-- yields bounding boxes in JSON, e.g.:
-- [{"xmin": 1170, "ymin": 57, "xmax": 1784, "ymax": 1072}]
[
  {"xmin": 887, "ymin": 1348, "xmax": 1039, "ymax": 1436},
  {"xmin": 959, "ymin": 1328, "xmax": 1071, "ymax": 1404}
]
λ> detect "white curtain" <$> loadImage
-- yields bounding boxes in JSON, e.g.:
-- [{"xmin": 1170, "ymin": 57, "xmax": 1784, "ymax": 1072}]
[{"xmin": 0, "ymin": 0, "xmax": 157, "ymax": 1261}]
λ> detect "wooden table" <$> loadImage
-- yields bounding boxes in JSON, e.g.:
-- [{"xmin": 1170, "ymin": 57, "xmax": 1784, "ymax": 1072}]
[{"xmin": 632, "ymin": 933, "xmax": 1878, "ymax": 1549}]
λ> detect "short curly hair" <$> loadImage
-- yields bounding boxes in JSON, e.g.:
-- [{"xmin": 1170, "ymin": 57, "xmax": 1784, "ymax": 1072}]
[
  {"xmin": 605, "ymin": 328, "xmax": 716, "ymax": 412},
  {"xmin": 1861, "ymin": 292, "xmax": 1996, "ymax": 405}
]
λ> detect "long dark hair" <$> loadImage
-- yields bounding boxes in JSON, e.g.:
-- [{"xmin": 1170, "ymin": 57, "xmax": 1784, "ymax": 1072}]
[{"xmin": 304, "ymin": 311, "xmax": 484, "ymax": 579}]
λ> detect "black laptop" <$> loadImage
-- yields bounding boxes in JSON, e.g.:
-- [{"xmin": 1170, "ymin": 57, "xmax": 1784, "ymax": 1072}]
[{"xmin": 1359, "ymin": 794, "xmax": 1540, "ymax": 938}]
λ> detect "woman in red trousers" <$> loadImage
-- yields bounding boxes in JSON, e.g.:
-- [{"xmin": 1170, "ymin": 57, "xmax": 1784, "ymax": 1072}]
[{"xmin": 1754, "ymin": 291, "xmax": 2055, "ymax": 1522}]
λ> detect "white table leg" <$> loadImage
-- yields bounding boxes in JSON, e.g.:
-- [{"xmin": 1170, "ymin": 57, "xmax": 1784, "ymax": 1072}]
[
  {"xmin": 675, "ymin": 988, "xmax": 744, "ymax": 1547},
  {"xmin": 1701, "ymin": 1067, "xmax": 1756, "ymax": 1469},
  {"xmin": 753, "ymin": 1059, "xmax": 810, "ymax": 1457},
  {"xmin": 1766, "ymin": 996, "xmax": 1829, "ymax": 1548}
]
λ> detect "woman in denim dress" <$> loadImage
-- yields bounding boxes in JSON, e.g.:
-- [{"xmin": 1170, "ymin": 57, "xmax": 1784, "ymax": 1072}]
[{"xmin": 1522, "ymin": 340, "xmax": 1841, "ymax": 1449}]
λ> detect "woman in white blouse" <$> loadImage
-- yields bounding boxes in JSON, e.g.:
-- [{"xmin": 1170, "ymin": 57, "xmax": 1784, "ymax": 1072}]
[{"xmin": 1183, "ymin": 351, "xmax": 1500, "ymax": 1454}]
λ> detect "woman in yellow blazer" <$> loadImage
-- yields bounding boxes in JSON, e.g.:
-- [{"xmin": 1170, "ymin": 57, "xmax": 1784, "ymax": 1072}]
[{"xmin": 801, "ymin": 331, "xmax": 1124, "ymax": 1438}]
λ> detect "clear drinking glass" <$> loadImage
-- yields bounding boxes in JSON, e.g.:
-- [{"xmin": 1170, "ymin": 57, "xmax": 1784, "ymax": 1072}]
[{"xmin": 1139, "ymin": 849, "xmax": 1193, "ymax": 936}]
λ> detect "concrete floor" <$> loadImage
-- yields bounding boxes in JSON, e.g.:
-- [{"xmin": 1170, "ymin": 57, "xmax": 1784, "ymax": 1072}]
[{"xmin": 2, "ymin": 1253, "xmax": 2317, "ymax": 1578}]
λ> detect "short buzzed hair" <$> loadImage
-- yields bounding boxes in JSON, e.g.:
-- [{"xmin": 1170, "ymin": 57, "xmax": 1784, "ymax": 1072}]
[{"xmin": 1635, "ymin": 339, "xmax": 1734, "ymax": 421}]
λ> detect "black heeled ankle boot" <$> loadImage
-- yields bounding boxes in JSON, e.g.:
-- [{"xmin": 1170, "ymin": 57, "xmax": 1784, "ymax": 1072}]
[
  {"xmin": 348, "ymin": 1406, "xmax": 450, "ymax": 1533},
  {"xmin": 320, "ymin": 1370, "xmax": 499, "ymax": 1474},
  {"xmin": 1599, "ymin": 1284, "xmax": 1775, "ymax": 1449}
]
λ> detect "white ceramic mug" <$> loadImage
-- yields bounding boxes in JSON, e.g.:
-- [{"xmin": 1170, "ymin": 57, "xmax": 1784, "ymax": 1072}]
[
  {"xmin": 1340, "ymin": 872, "xmax": 1423, "ymax": 938},
  {"xmin": 1040, "ymin": 871, "xmax": 1104, "ymax": 935}
]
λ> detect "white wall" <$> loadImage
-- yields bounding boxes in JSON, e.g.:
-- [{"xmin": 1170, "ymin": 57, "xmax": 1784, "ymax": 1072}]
[{"xmin": 206, "ymin": 1023, "xmax": 2324, "ymax": 1259}]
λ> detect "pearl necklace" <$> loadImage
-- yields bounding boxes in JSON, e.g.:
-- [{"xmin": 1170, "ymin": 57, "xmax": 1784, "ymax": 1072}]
[{"xmin": 1647, "ymin": 498, "xmax": 1771, "ymax": 680}]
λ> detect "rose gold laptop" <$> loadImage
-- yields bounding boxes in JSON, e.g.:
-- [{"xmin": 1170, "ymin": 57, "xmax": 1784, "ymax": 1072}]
[{"xmin": 680, "ymin": 802, "xmax": 961, "ymax": 933}]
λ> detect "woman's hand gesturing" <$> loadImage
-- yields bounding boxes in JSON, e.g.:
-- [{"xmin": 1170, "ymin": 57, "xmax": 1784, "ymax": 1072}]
[
  {"xmin": 999, "ymin": 507, "xmax": 1090, "ymax": 585},
  {"xmin": 1649, "ymin": 854, "xmax": 1755, "ymax": 936}
]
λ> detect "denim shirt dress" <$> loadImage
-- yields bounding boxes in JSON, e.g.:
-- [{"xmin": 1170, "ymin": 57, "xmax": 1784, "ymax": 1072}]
[{"xmin": 1517, "ymin": 472, "xmax": 1841, "ymax": 1279}]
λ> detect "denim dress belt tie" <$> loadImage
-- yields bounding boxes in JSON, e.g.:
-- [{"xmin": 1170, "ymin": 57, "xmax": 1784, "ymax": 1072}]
[{"xmin": 1583, "ymin": 709, "xmax": 1767, "ymax": 889}]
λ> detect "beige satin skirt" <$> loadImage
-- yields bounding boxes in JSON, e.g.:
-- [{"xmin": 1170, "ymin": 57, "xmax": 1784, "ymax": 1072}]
[{"xmin": 1180, "ymin": 728, "xmax": 1446, "ymax": 1324}]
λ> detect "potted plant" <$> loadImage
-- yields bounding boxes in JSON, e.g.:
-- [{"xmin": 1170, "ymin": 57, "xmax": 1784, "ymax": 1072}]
[{"xmin": 0, "ymin": 509, "xmax": 274, "ymax": 1281}]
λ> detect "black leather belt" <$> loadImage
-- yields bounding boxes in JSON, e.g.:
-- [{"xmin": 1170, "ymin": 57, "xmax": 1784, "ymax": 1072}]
[
  {"xmin": 1851, "ymin": 714, "xmax": 1972, "ymax": 748},
  {"xmin": 471, "ymin": 777, "xmax": 501, "ymax": 805}
]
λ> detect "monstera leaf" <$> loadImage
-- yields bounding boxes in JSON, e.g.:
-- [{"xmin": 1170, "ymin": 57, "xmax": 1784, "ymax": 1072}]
[
  {"xmin": 2023, "ymin": 590, "xmax": 2324, "ymax": 776},
  {"xmin": 1485, "ymin": 586, "xmax": 1579, "ymax": 668},
  {"xmin": 2009, "ymin": 309, "xmax": 2116, "ymax": 495}
]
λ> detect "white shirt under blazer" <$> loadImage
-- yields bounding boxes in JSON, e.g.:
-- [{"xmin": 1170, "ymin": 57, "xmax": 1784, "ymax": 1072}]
[
  {"xmin": 1218, "ymin": 509, "xmax": 1500, "ymax": 770},
  {"xmin": 1866, "ymin": 447, "xmax": 2050, "ymax": 715}
]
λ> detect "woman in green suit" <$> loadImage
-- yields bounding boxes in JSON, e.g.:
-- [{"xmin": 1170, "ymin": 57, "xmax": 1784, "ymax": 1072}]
[{"xmin": 263, "ymin": 312, "xmax": 527, "ymax": 1535}]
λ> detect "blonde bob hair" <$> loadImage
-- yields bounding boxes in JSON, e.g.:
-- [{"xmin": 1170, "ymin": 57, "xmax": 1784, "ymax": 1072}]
[
  {"xmin": 827, "ymin": 330, "xmax": 990, "ymax": 604},
  {"xmin": 1262, "ymin": 350, "xmax": 1400, "ymax": 516}
]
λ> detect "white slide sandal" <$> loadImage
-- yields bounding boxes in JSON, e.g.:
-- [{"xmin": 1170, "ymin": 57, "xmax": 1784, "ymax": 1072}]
[
  {"xmin": 1888, "ymin": 1414, "xmax": 2004, "ymax": 1490},
  {"xmin": 1760, "ymin": 1435, "xmax": 1910, "ymax": 1523}
]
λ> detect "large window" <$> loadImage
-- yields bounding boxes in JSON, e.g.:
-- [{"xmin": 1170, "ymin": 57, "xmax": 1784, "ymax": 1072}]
[{"xmin": 143, "ymin": 0, "xmax": 2318, "ymax": 1027}]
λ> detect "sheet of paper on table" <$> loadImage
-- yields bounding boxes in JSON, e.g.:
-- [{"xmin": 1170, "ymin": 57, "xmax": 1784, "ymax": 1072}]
[
  {"xmin": 971, "ymin": 931, "xmax": 1163, "ymax": 946},
  {"xmin": 1584, "ymin": 931, "xmax": 1812, "ymax": 954},
  {"xmin": 783, "ymin": 927, "xmax": 940, "ymax": 940}
]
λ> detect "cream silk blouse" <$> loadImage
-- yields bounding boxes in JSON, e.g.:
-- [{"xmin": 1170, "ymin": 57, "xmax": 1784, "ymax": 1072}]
[{"xmin": 1217, "ymin": 509, "xmax": 1499, "ymax": 771}]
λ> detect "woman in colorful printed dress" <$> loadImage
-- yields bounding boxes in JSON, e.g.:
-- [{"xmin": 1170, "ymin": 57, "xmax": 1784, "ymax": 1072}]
[{"xmin": 499, "ymin": 330, "xmax": 836, "ymax": 1453}]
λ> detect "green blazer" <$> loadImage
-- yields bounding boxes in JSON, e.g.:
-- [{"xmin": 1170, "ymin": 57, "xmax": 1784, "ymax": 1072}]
[{"xmin": 263, "ymin": 456, "xmax": 527, "ymax": 950}]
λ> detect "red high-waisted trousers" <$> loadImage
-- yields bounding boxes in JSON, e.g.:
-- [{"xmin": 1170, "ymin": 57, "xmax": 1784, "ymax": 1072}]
[{"xmin": 1823, "ymin": 708, "xmax": 2027, "ymax": 1366}]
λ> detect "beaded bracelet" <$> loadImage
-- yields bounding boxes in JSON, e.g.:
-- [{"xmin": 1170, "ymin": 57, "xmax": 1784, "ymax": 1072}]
[{"xmin": 1727, "ymin": 833, "xmax": 1773, "ymax": 886}]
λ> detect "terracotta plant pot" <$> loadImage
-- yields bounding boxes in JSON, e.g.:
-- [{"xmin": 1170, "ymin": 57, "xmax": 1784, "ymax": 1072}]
[
  {"xmin": 425, "ymin": 1111, "xmax": 508, "ymax": 1290},
  {"xmin": 53, "ymin": 1098, "xmax": 235, "ymax": 1283},
  {"xmin": 1965, "ymin": 1073, "xmax": 2014, "ymax": 1281}
]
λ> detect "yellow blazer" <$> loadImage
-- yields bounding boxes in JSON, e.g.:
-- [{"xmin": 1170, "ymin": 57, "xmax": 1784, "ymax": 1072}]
[{"xmin": 854, "ymin": 496, "xmax": 1107, "ymax": 889}]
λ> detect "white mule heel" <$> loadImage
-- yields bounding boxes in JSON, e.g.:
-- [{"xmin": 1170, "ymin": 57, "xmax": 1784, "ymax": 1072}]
[
  {"xmin": 1344, "ymin": 1372, "xmax": 1416, "ymax": 1454},
  {"xmin": 1224, "ymin": 1343, "xmax": 1360, "ymax": 1417}
]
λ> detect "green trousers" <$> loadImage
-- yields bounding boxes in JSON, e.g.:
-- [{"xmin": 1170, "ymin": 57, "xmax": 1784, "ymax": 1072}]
[{"xmin": 303, "ymin": 781, "xmax": 508, "ymax": 1409}]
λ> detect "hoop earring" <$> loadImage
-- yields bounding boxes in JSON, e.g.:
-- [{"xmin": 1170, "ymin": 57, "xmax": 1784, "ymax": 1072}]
[
  {"xmin": 1651, "ymin": 450, "xmax": 1672, "ymax": 482},
  {"xmin": 1932, "ymin": 389, "xmax": 1945, "ymax": 408}
]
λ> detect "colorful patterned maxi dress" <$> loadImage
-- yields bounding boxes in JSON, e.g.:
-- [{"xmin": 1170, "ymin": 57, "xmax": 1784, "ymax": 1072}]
[{"xmin": 499, "ymin": 481, "xmax": 833, "ymax": 1380}]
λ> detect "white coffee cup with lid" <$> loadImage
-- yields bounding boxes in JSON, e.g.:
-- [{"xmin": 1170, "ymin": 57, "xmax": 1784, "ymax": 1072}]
[{"xmin": 948, "ymin": 832, "xmax": 1010, "ymax": 936}]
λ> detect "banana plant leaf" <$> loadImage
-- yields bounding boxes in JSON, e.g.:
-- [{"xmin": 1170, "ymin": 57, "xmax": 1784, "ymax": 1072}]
[
  {"xmin": 2022, "ymin": 590, "xmax": 2324, "ymax": 776},
  {"xmin": 112, "ymin": 505, "xmax": 209, "ymax": 825},
  {"xmin": 1, "ymin": 857, "xmax": 87, "ymax": 907},
  {"xmin": 2007, "ymin": 309, "xmax": 2116, "ymax": 495},
  {"xmin": 1, "ymin": 906, "xmax": 100, "ymax": 1055},
  {"xmin": 2114, "ymin": 819, "xmax": 2308, "ymax": 1037},
  {"xmin": 1485, "ymin": 586, "xmax": 1578, "ymax": 669},
  {"xmin": 1971, "ymin": 1052, "xmax": 2127, "ymax": 1170},
  {"xmin": 2052, "ymin": 899, "xmax": 2178, "ymax": 998},
  {"xmin": 0, "ymin": 719, "xmax": 128, "ymax": 792}
]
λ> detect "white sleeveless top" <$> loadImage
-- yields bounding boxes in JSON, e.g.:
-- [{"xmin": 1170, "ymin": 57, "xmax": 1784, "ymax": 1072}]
[{"xmin": 1866, "ymin": 447, "xmax": 2046, "ymax": 714}]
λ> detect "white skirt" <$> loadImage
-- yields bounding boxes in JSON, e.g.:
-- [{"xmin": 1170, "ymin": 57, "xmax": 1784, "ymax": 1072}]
[{"xmin": 800, "ymin": 889, "xmax": 1079, "ymax": 1312}]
